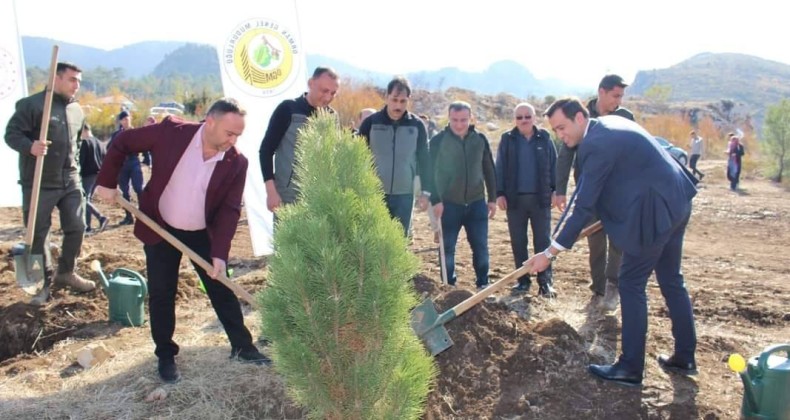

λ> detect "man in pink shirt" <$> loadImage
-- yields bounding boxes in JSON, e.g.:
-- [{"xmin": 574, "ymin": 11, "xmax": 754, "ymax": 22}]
[{"xmin": 94, "ymin": 98, "xmax": 268, "ymax": 384}]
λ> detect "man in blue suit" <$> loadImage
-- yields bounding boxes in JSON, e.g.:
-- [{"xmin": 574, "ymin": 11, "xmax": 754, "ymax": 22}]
[{"xmin": 525, "ymin": 98, "xmax": 698, "ymax": 387}]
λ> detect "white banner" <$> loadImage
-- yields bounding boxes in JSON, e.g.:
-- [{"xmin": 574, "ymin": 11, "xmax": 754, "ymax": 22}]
[
  {"xmin": 0, "ymin": 0, "xmax": 28, "ymax": 207},
  {"xmin": 215, "ymin": 0, "xmax": 307, "ymax": 256}
]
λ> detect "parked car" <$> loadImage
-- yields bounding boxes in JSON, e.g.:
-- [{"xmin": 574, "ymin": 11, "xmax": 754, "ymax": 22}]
[{"xmin": 654, "ymin": 136, "xmax": 688, "ymax": 166}]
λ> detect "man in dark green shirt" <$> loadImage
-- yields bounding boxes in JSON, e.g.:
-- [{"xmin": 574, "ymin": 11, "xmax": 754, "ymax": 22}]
[{"xmin": 429, "ymin": 101, "xmax": 496, "ymax": 290}]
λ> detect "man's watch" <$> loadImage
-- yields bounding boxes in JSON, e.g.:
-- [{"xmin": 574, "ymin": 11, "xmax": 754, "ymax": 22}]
[{"xmin": 542, "ymin": 249, "xmax": 557, "ymax": 261}]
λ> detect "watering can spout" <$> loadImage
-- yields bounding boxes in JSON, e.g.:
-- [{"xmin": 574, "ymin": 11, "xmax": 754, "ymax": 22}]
[{"xmin": 90, "ymin": 260, "xmax": 110, "ymax": 291}]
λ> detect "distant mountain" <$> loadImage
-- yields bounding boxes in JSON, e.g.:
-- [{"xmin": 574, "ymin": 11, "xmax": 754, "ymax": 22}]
[
  {"xmin": 304, "ymin": 57, "xmax": 584, "ymax": 98},
  {"xmin": 22, "ymin": 36, "xmax": 186, "ymax": 78},
  {"xmin": 153, "ymin": 43, "xmax": 220, "ymax": 78},
  {"xmin": 306, "ymin": 54, "xmax": 390, "ymax": 85},
  {"xmin": 21, "ymin": 37, "xmax": 583, "ymax": 98},
  {"xmin": 629, "ymin": 52, "xmax": 790, "ymax": 107},
  {"xmin": 22, "ymin": 37, "xmax": 790, "ymax": 114}
]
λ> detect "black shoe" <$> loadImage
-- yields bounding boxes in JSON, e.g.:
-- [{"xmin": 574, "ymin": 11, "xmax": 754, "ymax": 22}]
[
  {"xmin": 657, "ymin": 354, "xmax": 698, "ymax": 375},
  {"xmin": 511, "ymin": 282, "xmax": 531, "ymax": 294},
  {"xmin": 158, "ymin": 358, "xmax": 181, "ymax": 384},
  {"xmin": 119, "ymin": 217, "xmax": 134, "ymax": 226},
  {"xmin": 588, "ymin": 363, "xmax": 642, "ymax": 387},
  {"xmin": 538, "ymin": 284, "xmax": 557, "ymax": 298},
  {"xmin": 231, "ymin": 347, "xmax": 272, "ymax": 366}
]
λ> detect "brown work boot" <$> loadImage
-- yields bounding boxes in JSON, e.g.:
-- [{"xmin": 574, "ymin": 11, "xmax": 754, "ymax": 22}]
[{"xmin": 54, "ymin": 272, "xmax": 96, "ymax": 292}]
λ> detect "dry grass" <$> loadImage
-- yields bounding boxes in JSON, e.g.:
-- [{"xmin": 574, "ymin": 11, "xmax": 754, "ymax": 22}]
[{"xmin": 0, "ymin": 308, "xmax": 303, "ymax": 419}]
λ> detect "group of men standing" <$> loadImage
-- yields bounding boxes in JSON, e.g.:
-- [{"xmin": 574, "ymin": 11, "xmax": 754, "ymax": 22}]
[{"xmin": 5, "ymin": 63, "xmax": 698, "ymax": 388}]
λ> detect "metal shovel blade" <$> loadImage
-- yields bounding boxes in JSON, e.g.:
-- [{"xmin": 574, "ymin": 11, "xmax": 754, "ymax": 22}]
[
  {"xmin": 12, "ymin": 243, "xmax": 45, "ymax": 295},
  {"xmin": 411, "ymin": 298, "xmax": 453, "ymax": 356}
]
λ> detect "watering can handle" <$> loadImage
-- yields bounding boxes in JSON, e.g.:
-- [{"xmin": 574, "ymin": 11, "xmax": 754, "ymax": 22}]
[
  {"xmin": 757, "ymin": 344, "xmax": 790, "ymax": 372},
  {"xmin": 113, "ymin": 268, "xmax": 148, "ymax": 299}
]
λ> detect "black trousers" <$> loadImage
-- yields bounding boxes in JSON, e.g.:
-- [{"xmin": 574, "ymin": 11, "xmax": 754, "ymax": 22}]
[
  {"xmin": 689, "ymin": 154, "xmax": 704, "ymax": 178},
  {"xmin": 144, "ymin": 227, "xmax": 253, "ymax": 360},
  {"xmin": 506, "ymin": 194, "xmax": 552, "ymax": 286}
]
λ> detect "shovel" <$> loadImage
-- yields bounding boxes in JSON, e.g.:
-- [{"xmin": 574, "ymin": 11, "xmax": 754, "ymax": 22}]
[
  {"xmin": 14, "ymin": 46, "xmax": 59, "ymax": 295},
  {"xmin": 115, "ymin": 196, "xmax": 257, "ymax": 306},
  {"xmin": 411, "ymin": 220, "xmax": 602, "ymax": 356},
  {"xmin": 427, "ymin": 205, "xmax": 448, "ymax": 285}
]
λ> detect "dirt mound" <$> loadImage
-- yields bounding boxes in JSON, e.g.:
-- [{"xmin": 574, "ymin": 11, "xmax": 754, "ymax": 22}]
[
  {"xmin": 0, "ymin": 289, "xmax": 109, "ymax": 362},
  {"xmin": 423, "ymin": 289, "xmax": 602, "ymax": 418},
  {"xmin": 0, "ymin": 247, "xmax": 208, "ymax": 363}
]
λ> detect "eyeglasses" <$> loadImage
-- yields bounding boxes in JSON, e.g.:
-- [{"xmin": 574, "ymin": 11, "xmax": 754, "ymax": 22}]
[{"xmin": 515, "ymin": 115, "xmax": 533, "ymax": 120}]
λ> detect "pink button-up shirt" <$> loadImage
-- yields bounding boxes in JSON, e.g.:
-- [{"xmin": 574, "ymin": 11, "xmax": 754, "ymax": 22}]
[{"xmin": 159, "ymin": 126, "xmax": 225, "ymax": 230}]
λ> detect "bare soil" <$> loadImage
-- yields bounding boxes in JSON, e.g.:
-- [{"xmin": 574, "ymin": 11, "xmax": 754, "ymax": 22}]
[{"xmin": 0, "ymin": 159, "xmax": 788, "ymax": 419}]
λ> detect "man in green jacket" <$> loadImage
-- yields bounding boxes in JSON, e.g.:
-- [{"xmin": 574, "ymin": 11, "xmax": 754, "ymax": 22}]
[
  {"xmin": 5, "ymin": 62, "xmax": 96, "ymax": 305},
  {"xmin": 429, "ymin": 101, "xmax": 497, "ymax": 290}
]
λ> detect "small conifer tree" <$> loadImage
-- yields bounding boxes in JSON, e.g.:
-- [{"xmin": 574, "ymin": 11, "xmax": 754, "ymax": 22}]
[{"xmin": 259, "ymin": 111, "xmax": 436, "ymax": 419}]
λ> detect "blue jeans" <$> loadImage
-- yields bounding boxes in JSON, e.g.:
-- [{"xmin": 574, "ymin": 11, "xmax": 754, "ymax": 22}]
[
  {"xmin": 385, "ymin": 193, "xmax": 414, "ymax": 236},
  {"xmin": 440, "ymin": 199, "xmax": 489, "ymax": 287}
]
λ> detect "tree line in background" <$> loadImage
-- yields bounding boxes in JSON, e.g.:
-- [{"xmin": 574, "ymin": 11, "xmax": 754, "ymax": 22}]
[{"xmin": 24, "ymin": 67, "xmax": 790, "ymax": 183}]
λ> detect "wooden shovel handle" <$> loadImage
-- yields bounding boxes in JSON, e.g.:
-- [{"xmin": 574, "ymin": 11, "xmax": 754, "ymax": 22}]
[
  {"xmin": 578, "ymin": 220, "xmax": 602, "ymax": 240},
  {"xmin": 427, "ymin": 206, "xmax": 448, "ymax": 285},
  {"xmin": 24, "ymin": 46, "xmax": 59, "ymax": 246},
  {"xmin": 450, "ymin": 219, "xmax": 603, "ymax": 317},
  {"xmin": 115, "ymin": 196, "xmax": 257, "ymax": 306}
]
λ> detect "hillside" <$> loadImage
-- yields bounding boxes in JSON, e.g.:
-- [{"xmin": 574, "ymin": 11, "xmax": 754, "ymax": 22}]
[
  {"xmin": 22, "ymin": 37, "xmax": 186, "ymax": 78},
  {"xmin": 19, "ymin": 38, "xmax": 790, "ymax": 133},
  {"xmin": 630, "ymin": 52, "xmax": 790, "ymax": 107},
  {"xmin": 21, "ymin": 37, "xmax": 581, "ymax": 98},
  {"xmin": 152, "ymin": 43, "xmax": 220, "ymax": 78}
]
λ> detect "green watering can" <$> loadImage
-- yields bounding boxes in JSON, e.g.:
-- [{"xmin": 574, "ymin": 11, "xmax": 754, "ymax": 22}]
[
  {"xmin": 729, "ymin": 344, "xmax": 790, "ymax": 420},
  {"xmin": 91, "ymin": 260, "xmax": 148, "ymax": 327}
]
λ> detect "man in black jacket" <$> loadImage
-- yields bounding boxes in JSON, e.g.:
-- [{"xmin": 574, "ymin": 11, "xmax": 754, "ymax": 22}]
[
  {"xmin": 495, "ymin": 103, "xmax": 557, "ymax": 297},
  {"xmin": 554, "ymin": 74, "xmax": 634, "ymax": 311},
  {"xmin": 259, "ymin": 67, "xmax": 340, "ymax": 213},
  {"xmin": 79, "ymin": 123, "xmax": 109, "ymax": 233},
  {"xmin": 4, "ymin": 62, "xmax": 96, "ymax": 305}
]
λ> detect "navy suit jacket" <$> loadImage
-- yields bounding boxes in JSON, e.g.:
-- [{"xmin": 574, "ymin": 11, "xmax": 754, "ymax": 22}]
[
  {"xmin": 96, "ymin": 116, "xmax": 248, "ymax": 261},
  {"xmin": 555, "ymin": 117, "xmax": 697, "ymax": 255}
]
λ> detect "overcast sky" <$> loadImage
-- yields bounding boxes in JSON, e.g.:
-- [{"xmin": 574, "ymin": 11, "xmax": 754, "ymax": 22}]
[{"xmin": 13, "ymin": 0, "xmax": 788, "ymax": 87}]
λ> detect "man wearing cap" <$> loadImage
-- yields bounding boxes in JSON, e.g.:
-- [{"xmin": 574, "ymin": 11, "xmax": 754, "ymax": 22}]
[
  {"xmin": 553, "ymin": 74, "xmax": 635, "ymax": 312},
  {"xmin": 109, "ymin": 110, "xmax": 144, "ymax": 225}
]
